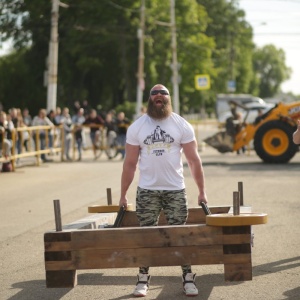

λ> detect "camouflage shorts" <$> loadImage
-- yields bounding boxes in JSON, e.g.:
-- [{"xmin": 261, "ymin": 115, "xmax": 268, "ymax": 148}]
[
  {"xmin": 136, "ymin": 187, "xmax": 188, "ymax": 227},
  {"xmin": 136, "ymin": 187, "xmax": 192, "ymax": 275}
]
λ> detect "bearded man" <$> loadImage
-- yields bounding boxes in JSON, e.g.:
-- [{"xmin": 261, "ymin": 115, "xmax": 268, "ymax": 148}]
[{"xmin": 119, "ymin": 84, "xmax": 207, "ymax": 297}]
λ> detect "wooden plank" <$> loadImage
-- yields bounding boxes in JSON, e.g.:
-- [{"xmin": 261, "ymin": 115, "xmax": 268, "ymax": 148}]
[
  {"xmin": 224, "ymin": 263, "xmax": 252, "ymax": 281},
  {"xmin": 44, "ymin": 233, "xmax": 251, "ymax": 252},
  {"xmin": 223, "ymin": 225, "xmax": 251, "ymax": 235},
  {"xmin": 44, "ymin": 232, "xmax": 71, "ymax": 243},
  {"xmin": 75, "ymin": 246, "xmax": 224, "ymax": 269},
  {"xmin": 222, "ymin": 234, "xmax": 251, "ymax": 245},
  {"xmin": 45, "ymin": 260, "xmax": 76, "ymax": 271},
  {"xmin": 45, "ymin": 245, "xmax": 224, "ymax": 270},
  {"xmin": 121, "ymin": 206, "xmax": 231, "ymax": 227},
  {"xmin": 44, "ymin": 251, "xmax": 72, "ymax": 261},
  {"xmin": 223, "ymin": 243, "xmax": 251, "ymax": 254},
  {"xmin": 187, "ymin": 207, "xmax": 231, "ymax": 224},
  {"xmin": 46, "ymin": 270, "xmax": 77, "ymax": 288},
  {"xmin": 88, "ymin": 205, "xmax": 120, "ymax": 213},
  {"xmin": 120, "ymin": 210, "xmax": 142, "ymax": 227},
  {"xmin": 44, "ymin": 232, "xmax": 251, "ymax": 252},
  {"xmin": 207, "ymin": 213, "xmax": 267, "ymax": 227},
  {"xmin": 70, "ymin": 225, "xmax": 223, "ymax": 250},
  {"xmin": 223, "ymin": 254, "xmax": 252, "ymax": 264},
  {"xmin": 44, "ymin": 224, "xmax": 251, "ymax": 252},
  {"xmin": 45, "ymin": 241, "xmax": 72, "ymax": 251}
]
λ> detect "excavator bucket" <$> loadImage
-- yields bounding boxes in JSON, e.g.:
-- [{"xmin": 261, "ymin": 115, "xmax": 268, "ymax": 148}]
[{"xmin": 203, "ymin": 131, "xmax": 234, "ymax": 153}]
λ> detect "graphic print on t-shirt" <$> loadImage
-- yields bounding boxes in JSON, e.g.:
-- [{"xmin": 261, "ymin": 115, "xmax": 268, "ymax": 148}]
[{"xmin": 143, "ymin": 125, "xmax": 174, "ymax": 156}]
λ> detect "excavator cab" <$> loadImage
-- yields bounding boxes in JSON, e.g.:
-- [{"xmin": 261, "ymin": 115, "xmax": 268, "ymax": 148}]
[{"xmin": 204, "ymin": 101, "xmax": 249, "ymax": 153}]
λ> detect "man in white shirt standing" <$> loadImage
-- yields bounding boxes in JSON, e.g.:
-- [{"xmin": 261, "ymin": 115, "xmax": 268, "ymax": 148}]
[{"xmin": 119, "ymin": 84, "xmax": 207, "ymax": 297}]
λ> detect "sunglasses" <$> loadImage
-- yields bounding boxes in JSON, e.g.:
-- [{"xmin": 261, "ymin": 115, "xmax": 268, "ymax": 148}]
[{"xmin": 150, "ymin": 89, "xmax": 169, "ymax": 96}]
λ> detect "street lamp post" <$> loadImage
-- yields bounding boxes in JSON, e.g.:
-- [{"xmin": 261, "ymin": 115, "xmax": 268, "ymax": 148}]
[
  {"xmin": 170, "ymin": 0, "xmax": 180, "ymax": 115},
  {"xmin": 47, "ymin": 0, "xmax": 59, "ymax": 113},
  {"xmin": 136, "ymin": 0, "xmax": 146, "ymax": 119}
]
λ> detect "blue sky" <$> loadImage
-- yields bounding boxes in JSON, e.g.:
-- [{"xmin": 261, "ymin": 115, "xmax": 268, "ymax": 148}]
[{"xmin": 238, "ymin": 0, "xmax": 300, "ymax": 95}]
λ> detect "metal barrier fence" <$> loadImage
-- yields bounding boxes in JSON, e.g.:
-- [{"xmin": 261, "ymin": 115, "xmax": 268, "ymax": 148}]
[
  {"xmin": 0, "ymin": 124, "xmax": 122, "ymax": 171},
  {"xmin": 0, "ymin": 125, "xmax": 63, "ymax": 171}
]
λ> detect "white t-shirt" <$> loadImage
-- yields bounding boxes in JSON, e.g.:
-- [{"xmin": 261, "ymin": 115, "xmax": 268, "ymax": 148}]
[{"xmin": 126, "ymin": 113, "xmax": 195, "ymax": 190}]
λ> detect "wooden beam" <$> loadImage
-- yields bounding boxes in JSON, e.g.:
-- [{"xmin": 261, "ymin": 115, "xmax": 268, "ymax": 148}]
[
  {"xmin": 121, "ymin": 206, "xmax": 231, "ymax": 227},
  {"xmin": 46, "ymin": 270, "xmax": 77, "ymax": 288},
  {"xmin": 45, "ymin": 225, "xmax": 221, "ymax": 251},
  {"xmin": 224, "ymin": 262, "xmax": 252, "ymax": 281},
  {"xmin": 44, "ymin": 206, "xmax": 256, "ymax": 288},
  {"xmin": 45, "ymin": 245, "xmax": 224, "ymax": 270},
  {"xmin": 44, "ymin": 231, "xmax": 251, "ymax": 252},
  {"xmin": 45, "ymin": 248, "xmax": 252, "ymax": 270}
]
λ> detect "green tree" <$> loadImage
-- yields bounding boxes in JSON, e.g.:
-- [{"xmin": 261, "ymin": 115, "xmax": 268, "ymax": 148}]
[
  {"xmin": 0, "ymin": 48, "xmax": 47, "ymax": 113},
  {"xmin": 252, "ymin": 45, "xmax": 291, "ymax": 98},
  {"xmin": 199, "ymin": 0, "xmax": 254, "ymax": 93},
  {"xmin": 0, "ymin": 0, "xmax": 291, "ymax": 117},
  {"xmin": 0, "ymin": 0, "xmax": 143, "ymax": 113},
  {"xmin": 143, "ymin": 0, "xmax": 215, "ymax": 113}
]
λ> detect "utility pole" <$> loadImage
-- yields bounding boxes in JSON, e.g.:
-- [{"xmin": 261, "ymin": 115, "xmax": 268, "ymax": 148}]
[
  {"xmin": 47, "ymin": 0, "xmax": 59, "ymax": 113},
  {"xmin": 170, "ymin": 0, "xmax": 180, "ymax": 115},
  {"xmin": 135, "ymin": 0, "xmax": 146, "ymax": 118}
]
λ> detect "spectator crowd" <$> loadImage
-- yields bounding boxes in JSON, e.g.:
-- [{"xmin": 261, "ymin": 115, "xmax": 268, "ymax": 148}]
[{"xmin": 0, "ymin": 100, "xmax": 132, "ymax": 171}]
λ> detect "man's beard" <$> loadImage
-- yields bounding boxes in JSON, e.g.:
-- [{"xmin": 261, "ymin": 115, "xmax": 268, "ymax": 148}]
[{"xmin": 147, "ymin": 98, "xmax": 172, "ymax": 120}]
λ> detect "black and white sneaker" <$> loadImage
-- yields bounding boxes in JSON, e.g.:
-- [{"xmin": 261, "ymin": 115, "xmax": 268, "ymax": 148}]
[
  {"xmin": 182, "ymin": 273, "xmax": 198, "ymax": 297},
  {"xmin": 133, "ymin": 273, "xmax": 151, "ymax": 297}
]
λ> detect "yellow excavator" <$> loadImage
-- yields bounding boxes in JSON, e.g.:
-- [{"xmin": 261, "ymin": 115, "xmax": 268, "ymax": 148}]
[{"xmin": 204, "ymin": 100, "xmax": 300, "ymax": 163}]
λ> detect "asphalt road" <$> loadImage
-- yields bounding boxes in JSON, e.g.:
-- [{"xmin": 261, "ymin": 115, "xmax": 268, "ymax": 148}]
[{"xmin": 0, "ymin": 125, "xmax": 299, "ymax": 300}]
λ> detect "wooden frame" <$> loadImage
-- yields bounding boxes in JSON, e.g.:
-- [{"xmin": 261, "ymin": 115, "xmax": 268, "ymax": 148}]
[{"xmin": 44, "ymin": 206, "xmax": 254, "ymax": 288}]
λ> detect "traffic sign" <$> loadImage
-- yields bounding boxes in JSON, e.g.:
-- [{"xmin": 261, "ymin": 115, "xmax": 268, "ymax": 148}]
[
  {"xmin": 195, "ymin": 74, "xmax": 210, "ymax": 90},
  {"xmin": 227, "ymin": 80, "xmax": 236, "ymax": 92}
]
